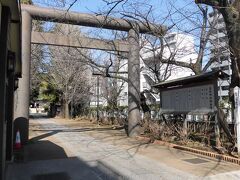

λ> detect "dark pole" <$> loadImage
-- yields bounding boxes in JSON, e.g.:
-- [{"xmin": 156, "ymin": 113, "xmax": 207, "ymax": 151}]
[
  {"xmin": 97, "ymin": 76, "xmax": 100, "ymax": 124},
  {"xmin": 70, "ymin": 100, "xmax": 73, "ymax": 119},
  {"xmin": 92, "ymin": 73, "xmax": 102, "ymax": 124}
]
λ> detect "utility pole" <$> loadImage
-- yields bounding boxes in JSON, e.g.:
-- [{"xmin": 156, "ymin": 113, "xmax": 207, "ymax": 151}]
[
  {"xmin": 97, "ymin": 75, "xmax": 100, "ymax": 125},
  {"xmin": 92, "ymin": 72, "xmax": 102, "ymax": 125},
  {"xmin": 70, "ymin": 100, "xmax": 73, "ymax": 119}
]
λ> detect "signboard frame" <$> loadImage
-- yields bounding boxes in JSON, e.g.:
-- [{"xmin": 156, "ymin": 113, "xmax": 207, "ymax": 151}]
[{"xmin": 159, "ymin": 80, "xmax": 219, "ymax": 115}]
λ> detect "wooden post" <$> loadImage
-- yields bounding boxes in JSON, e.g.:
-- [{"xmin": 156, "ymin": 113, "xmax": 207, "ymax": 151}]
[
  {"xmin": 215, "ymin": 113, "xmax": 221, "ymax": 147},
  {"xmin": 183, "ymin": 115, "xmax": 188, "ymax": 139},
  {"xmin": 234, "ymin": 87, "xmax": 240, "ymax": 157}
]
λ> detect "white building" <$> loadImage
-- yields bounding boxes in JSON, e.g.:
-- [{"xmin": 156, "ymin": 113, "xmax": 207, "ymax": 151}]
[
  {"xmin": 117, "ymin": 32, "xmax": 198, "ymax": 106},
  {"xmin": 116, "ymin": 59, "xmax": 128, "ymax": 106},
  {"xmin": 140, "ymin": 32, "xmax": 198, "ymax": 103},
  {"xmin": 207, "ymin": 11, "xmax": 233, "ymax": 123},
  {"xmin": 90, "ymin": 59, "xmax": 128, "ymax": 107},
  {"xmin": 208, "ymin": 11, "xmax": 231, "ymax": 100},
  {"xmin": 90, "ymin": 76, "xmax": 107, "ymax": 107}
]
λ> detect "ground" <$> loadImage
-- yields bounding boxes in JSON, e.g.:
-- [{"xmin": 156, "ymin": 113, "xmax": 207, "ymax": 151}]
[{"xmin": 6, "ymin": 116, "xmax": 240, "ymax": 180}]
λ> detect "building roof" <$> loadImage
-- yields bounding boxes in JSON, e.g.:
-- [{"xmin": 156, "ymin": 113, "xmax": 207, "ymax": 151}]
[{"xmin": 152, "ymin": 70, "xmax": 229, "ymax": 90}]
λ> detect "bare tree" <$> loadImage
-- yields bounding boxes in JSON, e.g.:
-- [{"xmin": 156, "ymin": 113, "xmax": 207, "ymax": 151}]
[
  {"xmin": 141, "ymin": 5, "xmax": 219, "ymax": 76},
  {"xmin": 195, "ymin": 0, "xmax": 240, "ymax": 94},
  {"xmin": 100, "ymin": 56, "xmax": 127, "ymax": 109},
  {"xmin": 47, "ymin": 24, "xmax": 92, "ymax": 118}
]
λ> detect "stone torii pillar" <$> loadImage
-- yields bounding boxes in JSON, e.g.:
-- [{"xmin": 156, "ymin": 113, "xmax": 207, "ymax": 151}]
[
  {"xmin": 128, "ymin": 24, "xmax": 141, "ymax": 136},
  {"xmin": 14, "ymin": 10, "xmax": 32, "ymax": 144}
]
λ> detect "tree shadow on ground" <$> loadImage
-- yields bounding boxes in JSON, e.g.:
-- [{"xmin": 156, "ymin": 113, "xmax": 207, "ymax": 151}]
[
  {"xmin": 9, "ymin": 139, "xmax": 124, "ymax": 180},
  {"xmin": 30, "ymin": 126, "xmax": 125, "ymax": 142}
]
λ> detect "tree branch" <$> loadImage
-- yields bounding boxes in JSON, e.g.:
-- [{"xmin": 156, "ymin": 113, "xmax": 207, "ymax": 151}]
[
  {"xmin": 144, "ymin": 55, "xmax": 192, "ymax": 70},
  {"xmin": 195, "ymin": 0, "xmax": 220, "ymax": 7}
]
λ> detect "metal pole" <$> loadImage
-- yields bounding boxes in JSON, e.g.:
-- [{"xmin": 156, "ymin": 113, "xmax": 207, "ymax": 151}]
[
  {"xmin": 97, "ymin": 76, "xmax": 100, "ymax": 124},
  {"xmin": 128, "ymin": 24, "xmax": 141, "ymax": 137},
  {"xmin": 14, "ymin": 11, "xmax": 32, "ymax": 144},
  {"xmin": 234, "ymin": 87, "xmax": 240, "ymax": 157}
]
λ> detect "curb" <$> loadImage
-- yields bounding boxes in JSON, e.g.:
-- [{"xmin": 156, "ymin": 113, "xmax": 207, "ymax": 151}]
[{"xmin": 136, "ymin": 136, "xmax": 240, "ymax": 165}]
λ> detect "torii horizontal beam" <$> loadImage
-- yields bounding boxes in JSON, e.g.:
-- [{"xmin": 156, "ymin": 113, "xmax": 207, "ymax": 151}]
[
  {"xmin": 21, "ymin": 4, "xmax": 167, "ymax": 35},
  {"xmin": 31, "ymin": 31, "xmax": 129, "ymax": 52}
]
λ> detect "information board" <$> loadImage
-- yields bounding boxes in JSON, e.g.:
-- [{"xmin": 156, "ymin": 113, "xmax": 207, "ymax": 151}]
[{"xmin": 161, "ymin": 84, "xmax": 215, "ymax": 114}]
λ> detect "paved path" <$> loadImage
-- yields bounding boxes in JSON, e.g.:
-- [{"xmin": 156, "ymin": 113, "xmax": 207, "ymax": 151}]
[{"xmin": 6, "ymin": 118, "xmax": 240, "ymax": 180}]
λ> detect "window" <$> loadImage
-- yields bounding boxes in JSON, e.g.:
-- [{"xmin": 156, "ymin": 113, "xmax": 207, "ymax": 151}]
[
  {"xmin": 220, "ymin": 55, "xmax": 229, "ymax": 62},
  {"xmin": 219, "ymin": 28, "xmax": 226, "ymax": 33},
  {"xmin": 221, "ymin": 65, "xmax": 230, "ymax": 71},
  {"xmin": 221, "ymin": 86, "xmax": 229, "ymax": 91},
  {"xmin": 219, "ymin": 36, "xmax": 228, "ymax": 42},
  {"xmin": 165, "ymin": 34, "xmax": 175, "ymax": 42},
  {"xmin": 218, "ymin": 18, "xmax": 225, "ymax": 24}
]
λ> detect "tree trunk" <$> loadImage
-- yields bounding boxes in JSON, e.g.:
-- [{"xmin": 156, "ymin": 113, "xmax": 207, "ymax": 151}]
[
  {"xmin": 64, "ymin": 102, "xmax": 70, "ymax": 119},
  {"xmin": 228, "ymin": 39, "xmax": 240, "ymax": 89},
  {"xmin": 140, "ymin": 92, "xmax": 151, "ymax": 132}
]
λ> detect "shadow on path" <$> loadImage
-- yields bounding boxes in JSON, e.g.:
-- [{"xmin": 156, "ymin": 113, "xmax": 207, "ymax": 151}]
[
  {"xmin": 25, "ymin": 140, "xmax": 68, "ymax": 161},
  {"xmin": 30, "ymin": 126, "xmax": 125, "ymax": 142},
  {"xmin": 8, "ymin": 137, "xmax": 124, "ymax": 180}
]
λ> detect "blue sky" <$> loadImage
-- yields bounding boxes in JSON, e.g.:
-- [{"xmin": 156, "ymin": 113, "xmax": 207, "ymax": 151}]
[
  {"xmin": 71, "ymin": 0, "xmax": 107, "ymax": 13},
  {"xmin": 32, "ymin": 0, "xmax": 210, "ymax": 65},
  {"xmin": 32, "ymin": 0, "xmax": 207, "ymax": 46},
  {"xmin": 33, "ymin": 0, "xmax": 196, "ymax": 19}
]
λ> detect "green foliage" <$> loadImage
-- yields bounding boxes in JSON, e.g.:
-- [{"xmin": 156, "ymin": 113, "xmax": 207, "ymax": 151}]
[
  {"xmin": 30, "ymin": 86, "xmax": 39, "ymax": 103},
  {"xmin": 20, "ymin": 0, "xmax": 33, "ymax": 4},
  {"xmin": 219, "ymin": 97, "xmax": 231, "ymax": 117},
  {"xmin": 149, "ymin": 104, "xmax": 160, "ymax": 111},
  {"xmin": 38, "ymin": 81, "xmax": 61, "ymax": 103},
  {"xmin": 43, "ymin": 104, "xmax": 49, "ymax": 112}
]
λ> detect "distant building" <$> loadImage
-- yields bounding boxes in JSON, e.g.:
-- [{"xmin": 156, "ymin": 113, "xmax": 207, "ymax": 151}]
[
  {"xmin": 90, "ymin": 33, "xmax": 198, "ymax": 107},
  {"xmin": 116, "ymin": 59, "xmax": 128, "ymax": 107},
  {"xmin": 207, "ymin": 11, "xmax": 232, "ymax": 122},
  {"xmin": 208, "ymin": 11, "xmax": 231, "ymax": 100},
  {"xmin": 90, "ymin": 76, "xmax": 107, "ymax": 107},
  {"xmin": 140, "ymin": 32, "xmax": 198, "ymax": 104},
  {"xmin": 90, "ymin": 62, "xmax": 128, "ymax": 107}
]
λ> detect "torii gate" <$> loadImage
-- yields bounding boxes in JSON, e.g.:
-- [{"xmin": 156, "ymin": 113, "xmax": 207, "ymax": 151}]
[{"xmin": 15, "ymin": 4, "xmax": 166, "ymax": 144}]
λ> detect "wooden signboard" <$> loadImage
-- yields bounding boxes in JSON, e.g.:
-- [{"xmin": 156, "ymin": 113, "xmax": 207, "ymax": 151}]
[
  {"xmin": 161, "ymin": 84, "xmax": 215, "ymax": 114},
  {"xmin": 152, "ymin": 70, "xmax": 228, "ymax": 115}
]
